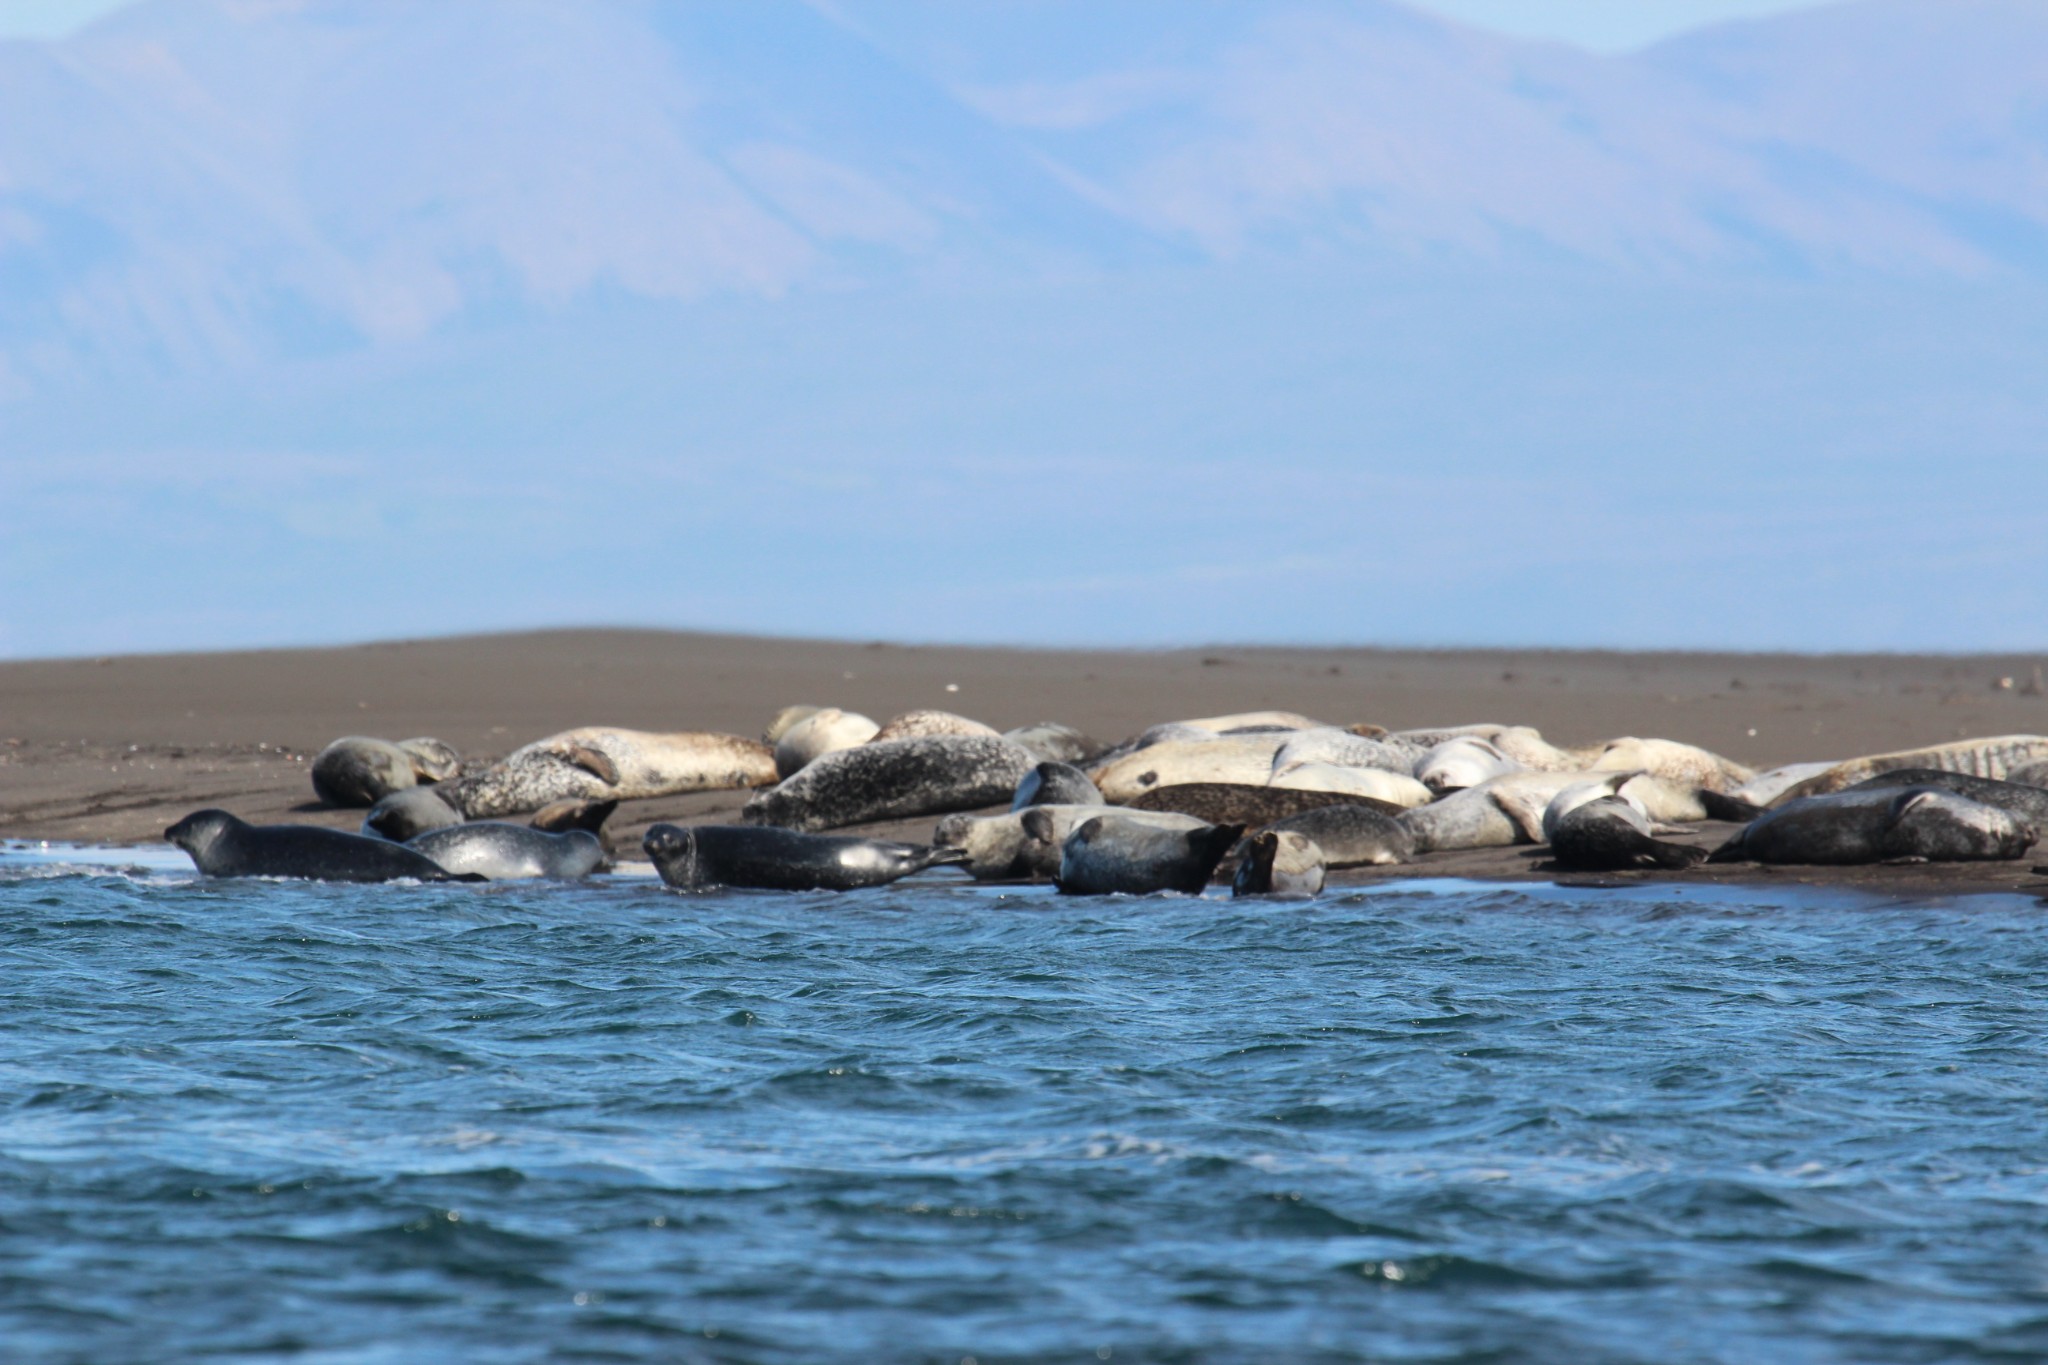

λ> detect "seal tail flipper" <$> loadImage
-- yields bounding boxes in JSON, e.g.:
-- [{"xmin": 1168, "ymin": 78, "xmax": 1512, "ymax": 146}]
[
  {"xmin": 1704, "ymin": 831, "xmax": 1751, "ymax": 863},
  {"xmin": 550, "ymin": 743, "xmax": 622, "ymax": 786},
  {"xmin": 1699, "ymin": 790, "xmax": 1766, "ymax": 823},
  {"xmin": 1641, "ymin": 839, "xmax": 1709, "ymax": 870},
  {"xmin": 911, "ymin": 846, "xmax": 972, "ymax": 873}
]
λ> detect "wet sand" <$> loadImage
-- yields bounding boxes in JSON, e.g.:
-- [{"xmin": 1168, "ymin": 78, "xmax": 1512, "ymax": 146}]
[{"xmin": 4, "ymin": 629, "xmax": 2047, "ymax": 895}]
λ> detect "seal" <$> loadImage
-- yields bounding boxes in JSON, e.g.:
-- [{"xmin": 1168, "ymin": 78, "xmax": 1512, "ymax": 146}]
[
  {"xmin": 1127, "ymin": 782, "xmax": 1389, "ymax": 825},
  {"xmin": 409, "ymin": 824, "xmax": 607, "ymax": 880},
  {"xmin": 643, "ymin": 823, "xmax": 967, "ymax": 891},
  {"xmin": 762, "ymin": 705, "xmax": 822, "ymax": 746},
  {"xmin": 1253, "ymin": 803, "xmax": 1412, "ymax": 867},
  {"xmin": 527, "ymin": 798, "xmax": 620, "ymax": 854},
  {"xmin": 1709, "ymin": 787, "xmax": 2035, "ymax": 865},
  {"xmin": 1391, "ymin": 725, "xmax": 1585, "ymax": 771},
  {"xmin": 448, "ymin": 728, "xmax": 777, "ymax": 819},
  {"xmin": 869, "ymin": 710, "xmax": 1002, "ymax": 743},
  {"xmin": 742, "ymin": 735, "xmax": 1034, "ymax": 832},
  {"xmin": 1269, "ymin": 729, "xmax": 1422, "ymax": 776},
  {"xmin": 311, "ymin": 735, "xmax": 462, "ymax": 807},
  {"xmin": 1415, "ymin": 737, "xmax": 1523, "ymax": 793},
  {"xmin": 1055, "ymin": 813, "xmax": 1245, "ymax": 896},
  {"xmin": 1401, "ymin": 771, "xmax": 1706, "ymax": 853},
  {"xmin": 1839, "ymin": 770, "xmax": 2048, "ymax": 829},
  {"xmin": 1539, "ymin": 772, "xmax": 1649, "ymax": 842},
  {"xmin": 1777, "ymin": 735, "xmax": 2048, "ymax": 802},
  {"xmin": 775, "ymin": 708, "xmax": 879, "ymax": 778},
  {"xmin": 1011, "ymin": 761, "xmax": 1104, "ymax": 810},
  {"xmin": 1091, "ymin": 737, "xmax": 1296, "ymax": 803},
  {"xmin": 1267, "ymin": 762, "xmax": 1433, "ymax": 808},
  {"xmin": 1231, "ymin": 830, "xmax": 1326, "ymax": 897},
  {"xmin": 934, "ymin": 805, "xmax": 1203, "ymax": 881},
  {"xmin": 1591, "ymin": 738, "xmax": 1753, "ymax": 794},
  {"xmin": 1548, "ymin": 797, "xmax": 1707, "ymax": 872},
  {"xmin": 166, "ymin": 809, "xmax": 480, "ymax": 883},
  {"xmin": 1003, "ymin": 722, "xmax": 1099, "ymax": 766},
  {"xmin": 361, "ymin": 786, "xmax": 463, "ymax": 841}
]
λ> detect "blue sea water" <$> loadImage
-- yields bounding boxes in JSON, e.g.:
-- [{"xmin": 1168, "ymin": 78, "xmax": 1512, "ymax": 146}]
[{"xmin": 3, "ymin": 847, "xmax": 2048, "ymax": 1363}]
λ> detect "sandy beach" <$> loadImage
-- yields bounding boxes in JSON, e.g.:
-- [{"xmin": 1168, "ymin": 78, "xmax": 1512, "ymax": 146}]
[{"xmin": 4, "ymin": 628, "xmax": 2046, "ymax": 895}]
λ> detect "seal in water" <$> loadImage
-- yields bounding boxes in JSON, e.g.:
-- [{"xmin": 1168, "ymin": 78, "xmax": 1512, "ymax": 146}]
[
  {"xmin": 1231, "ymin": 830, "xmax": 1326, "ymax": 897},
  {"xmin": 1127, "ymin": 783, "xmax": 1392, "ymax": 826},
  {"xmin": 311, "ymin": 736, "xmax": 461, "ymax": 807},
  {"xmin": 166, "ymin": 809, "xmax": 481, "ymax": 883},
  {"xmin": 1012, "ymin": 761, "xmax": 1104, "ymax": 810},
  {"xmin": 775, "ymin": 707, "xmax": 879, "ymax": 778},
  {"xmin": 448, "ymin": 728, "xmax": 777, "ymax": 819},
  {"xmin": 1054, "ymin": 814, "xmax": 1245, "ymax": 896},
  {"xmin": 1708, "ymin": 787, "xmax": 2035, "ymax": 865},
  {"xmin": 743, "ymin": 735, "xmax": 1034, "ymax": 832},
  {"xmin": 1548, "ymin": 797, "xmax": 1707, "ymax": 872},
  {"xmin": 1253, "ymin": 804, "xmax": 1412, "ymax": 867},
  {"xmin": 407, "ymin": 824, "xmax": 606, "ymax": 880},
  {"xmin": 934, "ymin": 805, "xmax": 1203, "ymax": 881},
  {"xmin": 642, "ymin": 823, "xmax": 966, "ymax": 891}
]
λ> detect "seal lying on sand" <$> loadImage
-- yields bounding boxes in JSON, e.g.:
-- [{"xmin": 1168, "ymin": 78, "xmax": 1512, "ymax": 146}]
[
  {"xmin": 1709, "ymin": 788, "xmax": 2036, "ymax": 865},
  {"xmin": 167, "ymin": 810, "xmax": 479, "ymax": 883},
  {"xmin": 1231, "ymin": 830, "xmax": 1326, "ymax": 897},
  {"xmin": 1267, "ymin": 761, "xmax": 1432, "ymax": 808},
  {"xmin": 643, "ymin": 823, "xmax": 965, "ymax": 891},
  {"xmin": 1548, "ymin": 797, "xmax": 1707, "ymax": 872},
  {"xmin": 449, "ymin": 728, "xmax": 777, "ymax": 819},
  {"xmin": 311, "ymin": 736, "xmax": 461, "ymax": 807},
  {"xmin": 1090, "ymin": 737, "xmax": 1294, "ymax": 803},
  {"xmin": 744, "ymin": 735, "xmax": 1033, "ymax": 832},
  {"xmin": 775, "ymin": 708, "xmax": 879, "ymax": 778},
  {"xmin": 1252, "ymin": 804, "xmax": 1412, "ymax": 867},
  {"xmin": 870, "ymin": 710, "xmax": 1001, "ymax": 743},
  {"xmin": 1777, "ymin": 736, "xmax": 2048, "ymax": 802},
  {"xmin": 1127, "ymin": 783, "xmax": 1390, "ymax": 826},
  {"xmin": 1004, "ymin": 723, "xmax": 1098, "ymax": 766},
  {"xmin": 1054, "ymin": 814, "xmax": 1243, "ymax": 896},
  {"xmin": 408, "ymin": 825, "xmax": 606, "ymax": 880},
  {"xmin": 361, "ymin": 787, "xmax": 464, "ymax": 841}
]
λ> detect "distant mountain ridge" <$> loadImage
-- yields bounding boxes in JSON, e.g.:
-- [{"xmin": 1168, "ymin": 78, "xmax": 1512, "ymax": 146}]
[{"xmin": 0, "ymin": 0, "xmax": 2043, "ymax": 394}]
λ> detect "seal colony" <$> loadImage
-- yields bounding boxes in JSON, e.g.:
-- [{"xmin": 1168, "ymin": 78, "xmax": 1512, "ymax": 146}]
[{"xmin": 158, "ymin": 702, "xmax": 2048, "ymax": 895}]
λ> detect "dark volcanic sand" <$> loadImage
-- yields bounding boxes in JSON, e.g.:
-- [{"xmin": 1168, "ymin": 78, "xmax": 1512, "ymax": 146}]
[{"xmin": 4, "ymin": 629, "xmax": 2047, "ymax": 895}]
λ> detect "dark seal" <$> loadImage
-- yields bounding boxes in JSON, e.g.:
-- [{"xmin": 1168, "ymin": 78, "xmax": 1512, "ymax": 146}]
[
  {"xmin": 643, "ymin": 823, "xmax": 967, "ymax": 892},
  {"xmin": 166, "ymin": 809, "xmax": 480, "ymax": 883},
  {"xmin": 741, "ymin": 736, "xmax": 1034, "ymax": 832}
]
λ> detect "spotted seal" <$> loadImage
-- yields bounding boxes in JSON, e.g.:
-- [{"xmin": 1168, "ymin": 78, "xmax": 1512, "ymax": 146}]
[
  {"xmin": 1252, "ymin": 804, "xmax": 1412, "ymax": 867},
  {"xmin": 1055, "ymin": 813, "xmax": 1245, "ymax": 896},
  {"xmin": 1012, "ymin": 761, "xmax": 1104, "ymax": 810},
  {"xmin": 1709, "ymin": 787, "xmax": 2036, "ymax": 865},
  {"xmin": 643, "ymin": 823, "xmax": 966, "ymax": 891},
  {"xmin": 1126, "ymin": 783, "xmax": 1390, "ymax": 826},
  {"xmin": 1548, "ymin": 797, "xmax": 1707, "ymax": 872},
  {"xmin": 1003, "ymin": 722, "xmax": 1099, "ymax": 766},
  {"xmin": 743, "ymin": 735, "xmax": 1033, "ymax": 832},
  {"xmin": 408, "ymin": 824, "xmax": 606, "ymax": 880},
  {"xmin": 1777, "ymin": 736, "xmax": 2048, "ymax": 802},
  {"xmin": 934, "ymin": 805, "xmax": 1203, "ymax": 881},
  {"xmin": 1267, "ymin": 762, "xmax": 1433, "ymax": 808},
  {"xmin": 1591, "ymin": 738, "xmax": 1754, "ymax": 794},
  {"xmin": 166, "ymin": 809, "xmax": 480, "ymax": 883},
  {"xmin": 448, "ymin": 728, "xmax": 776, "ymax": 819},
  {"xmin": 775, "ymin": 708, "xmax": 879, "ymax": 778}
]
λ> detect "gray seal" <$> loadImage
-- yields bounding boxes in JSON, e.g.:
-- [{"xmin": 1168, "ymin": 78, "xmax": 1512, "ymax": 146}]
[
  {"xmin": 1709, "ymin": 787, "xmax": 2036, "ymax": 865},
  {"xmin": 742, "ymin": 735, "xmax": 1034, "ymax": 832},
  {"xmin": 407, "ymin": 824, "xmax": 606, "ymax": 880},
  {"xmin": 1055, "ymin": 814, "xmax": 1245, "ymax": 896},
  {"xmin": 1254, "ymin": 803, "xmax": 1413, "ymax": 868},
  {"xmin": 1548, "ymin": 797, "xmax": 1707, "ymax": 872},
  {"xmin": 1128, "ymin": 783, "xmax": 1391, "ymax": 825},
  {"xmin": 935, "ymin": 805, "xmax": 1203, "ymax": 881},
  {"xmin": 1841, "ymin": 770, "xmax": 2048, "ymax": 829},
  {"xmin": 311, "ymin": 736, "xmax": 461, "ymax": 807},
  {"xmin": 1011, "ymin": 762, "xmax": 1104, "ymax": 811},
  {"xmin": 1231, "ymin": 830, "xmax": 1326, "ymax": 898},
  {"xmin": 1003, "ymin": 722, "xmax": 1099, "ymax": 766},
  {"xmin": 643, "ymin": 823, "xmax": 966, "ymax": 891},
  {"xmin": 166, "ymin": 809, "xmax": 480, "ymax": 883},
  {"xmin": 448, "ymin": 728, "xmax": 777, "ymax": 819}
]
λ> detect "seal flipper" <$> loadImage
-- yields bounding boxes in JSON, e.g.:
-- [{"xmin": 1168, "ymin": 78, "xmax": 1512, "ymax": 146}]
[
  {"xmin": 910, "ymin": 846, "xmax": 972, "ymax": 874},
  {"xmin": 1639, "ymin": 838, "xmax": 1710, "ymax": 870},
  {"xmin": 1699, "ymin": 790, "xmax": 1766, "ymax": 823},
  {"xmin": 551, "ymin": 743, "xmax": 621, "ymax": 786},
  {"xmin": 1705, "ymin": 830, "xmax": 1752, "ymax": 863}
]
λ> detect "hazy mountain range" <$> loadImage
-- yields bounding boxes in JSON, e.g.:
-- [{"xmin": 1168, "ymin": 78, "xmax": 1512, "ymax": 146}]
[
  {"xmin": 5, "ymin": 0, "xmax": 2046, "ymax": 659},
  {"xmin": 2, "ymin": 0, "xmax": 2044, "ymax": 391}
]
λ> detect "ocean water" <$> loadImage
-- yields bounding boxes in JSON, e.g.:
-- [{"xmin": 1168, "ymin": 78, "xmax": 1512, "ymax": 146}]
[{"xmin": 3, "ymin": 847, "xmax": 2047, "ymax": 1363}]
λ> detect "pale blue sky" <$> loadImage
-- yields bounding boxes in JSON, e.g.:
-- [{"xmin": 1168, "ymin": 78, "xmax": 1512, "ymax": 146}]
[{"xmin": 1, "ymin": 0, "xmax": 1833, "ymax": 51}]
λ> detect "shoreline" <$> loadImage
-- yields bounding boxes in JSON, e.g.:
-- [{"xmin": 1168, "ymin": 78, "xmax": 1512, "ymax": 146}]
[{"xmin": 5, "ymin": 628, "xmax": 2047, "ymax": 897}]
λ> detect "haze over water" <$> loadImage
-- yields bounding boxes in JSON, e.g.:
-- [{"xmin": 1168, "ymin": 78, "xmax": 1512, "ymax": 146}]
[{"xmin": 5, "ymin": 851, "xmax": 2048, "ymax": 1362}]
